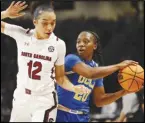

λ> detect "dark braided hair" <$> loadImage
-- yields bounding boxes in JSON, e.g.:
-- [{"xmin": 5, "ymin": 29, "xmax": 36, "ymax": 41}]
[
  {"xmin": 86, "ymin": 31, "xmax": 104, "ymax": 66},
  {"xmin": 30, "ymin": 0, "xmax": 54, "ymax": 19}
]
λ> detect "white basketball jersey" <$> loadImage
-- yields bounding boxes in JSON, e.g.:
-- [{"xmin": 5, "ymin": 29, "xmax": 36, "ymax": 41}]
[{"xmin": 4, "ymin": 23, "xmax": 66, "ymax": 95}]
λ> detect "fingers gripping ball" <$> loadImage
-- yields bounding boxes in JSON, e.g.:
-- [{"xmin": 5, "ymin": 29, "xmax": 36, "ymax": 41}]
[{"xmin": 118, "ymin": 64, "xmax": 144, "ymax": 92}]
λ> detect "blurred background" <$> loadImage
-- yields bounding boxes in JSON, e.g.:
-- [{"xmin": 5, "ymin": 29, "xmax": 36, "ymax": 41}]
[{"xmin": 1, "ymin": 0, "xmax": 144, "ymax": 122}]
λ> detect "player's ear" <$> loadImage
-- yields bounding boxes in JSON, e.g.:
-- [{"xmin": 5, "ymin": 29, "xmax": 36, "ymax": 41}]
[
  {"xmin": 33, "ymin": 19, "xmax": 37, "ymax": 26},
  {"xmin": 94, "ymin": 43, "xmax": 97, "ymax": 50}
]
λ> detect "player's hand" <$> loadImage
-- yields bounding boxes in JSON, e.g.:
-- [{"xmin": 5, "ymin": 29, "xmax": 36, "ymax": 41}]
[
  {"xmin": 117, "ymin": 60, "xmax": 138, "ymax": 70},
  {"xmin": 73, "ymin": 85, "xmax": 91, "ymax": 94},
  {"xmin": 5, "ymin": 1, "xmax": 28, "ymax": 18}
]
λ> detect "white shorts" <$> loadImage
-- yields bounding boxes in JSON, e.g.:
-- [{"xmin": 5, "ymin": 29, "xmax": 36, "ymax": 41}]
[{"xmin": 10, "ymin": 89, "xmax": 58, "ymax": 122}]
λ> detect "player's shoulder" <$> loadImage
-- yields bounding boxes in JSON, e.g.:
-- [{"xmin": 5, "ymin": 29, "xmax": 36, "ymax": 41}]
[
  {"xmin": 65, "ymin": 54, "xmax": 82, "ymax": 69},
  {"xmin": 65, "ymin": 54, "xmax": 81, "ymax": 61},
  {"xmin": 55, "ymin": 37, "xmax": 65, "ymax": 46},
  {"xmin": 7, "ymin": 23, "xmax": 31, "ymax": 35},
  {"xmin": 52, "ymin": 34, "xmax": 66, "ymax": 48},
  {"xmin": 66, "ymin": 54, "xmax": 78, "ymax": 58},
  {"xmin": 25, "ymin": 29, "xmax": 34, "ymax": 36}
]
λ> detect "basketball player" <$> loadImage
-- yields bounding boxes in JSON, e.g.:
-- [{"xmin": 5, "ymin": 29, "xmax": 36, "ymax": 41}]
[
  {"xmin": 1, "ymin": 1, "xmax": 89, "ymax": 122},
  {"xmin": 56, "ymin": 31, "xmax": 141, "ymax": 122}
]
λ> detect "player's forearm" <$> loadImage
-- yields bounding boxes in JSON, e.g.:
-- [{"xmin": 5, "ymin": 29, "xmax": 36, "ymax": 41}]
[
  {"xmin": 91, "ymin": 64, "xmax": 119, "ymax": 79},
  {"xmin": 56, "ymin": 76, "xmax": 74, "ymax": 92},
  {"xmin": 1, "ymin": 11, "xmax": 9, "ymax": 20},
  {"xmin": 95, "ymin": 90, "xmax": 126, "ymax": 107}
]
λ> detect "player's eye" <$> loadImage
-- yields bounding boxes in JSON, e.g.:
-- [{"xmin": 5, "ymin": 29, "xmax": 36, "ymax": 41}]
[
  {"xmin": 84, "ymin": 40, "xmax": 89, "ymax": 44},
  {"xmin": 51, "ymin": 22, "xmax": 55, "ymax": 26},
  {"xmin": 42, "ymin": 22, "xmax": 48, "ymax": 26},
  {"xmin": 77, "ymin": 40, "xmax": 81, "ymax": 44}
]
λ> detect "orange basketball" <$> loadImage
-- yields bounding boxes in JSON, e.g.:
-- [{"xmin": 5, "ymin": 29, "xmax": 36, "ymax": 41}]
[{"xmin": 118, "ymin": 64, "xmax": 144, "ymax": 92}]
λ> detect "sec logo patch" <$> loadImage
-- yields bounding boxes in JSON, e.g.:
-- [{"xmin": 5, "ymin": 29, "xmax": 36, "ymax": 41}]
[{"xmin": 48, "ymin": 46, "xmax": 55, "ymax": 52}]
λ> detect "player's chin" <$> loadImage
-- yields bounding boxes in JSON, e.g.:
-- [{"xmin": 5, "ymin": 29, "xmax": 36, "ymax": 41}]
[
  {"xmin": 78, "ymin": 51, "xmax": 86, "ymax": 56},
  {"xmin": 42, "ymin": 34, "xmax": 51, "ymax": 39}
]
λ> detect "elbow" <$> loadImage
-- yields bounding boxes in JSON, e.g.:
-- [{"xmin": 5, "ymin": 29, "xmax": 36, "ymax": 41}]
[
  {"xmin": 95, "ymin": 102, "xmax": 104, "ymax": 107},
  {"xmin": 94, "ymin": 98, "xmax": 105, "ymax": 107},
  {"xmin": 55, "ymin": 77, "xmax": 64, "ymax": 86},
  {"xmin": 94, "ymin": 99, "xmax": 104, "ymax": 107},
  {"xmin": 95, "ymin": 100, "xmax": 111, "ymax": 107}
]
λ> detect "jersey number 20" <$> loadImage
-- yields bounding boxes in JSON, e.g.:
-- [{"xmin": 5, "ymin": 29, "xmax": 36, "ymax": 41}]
[
  {"xmin": 27, "ymin": 60, "xmax": 42, "ymax": 80},
  {"xmin": 74, "ymin": 92, "xmax": 90, "ymax": 102}
]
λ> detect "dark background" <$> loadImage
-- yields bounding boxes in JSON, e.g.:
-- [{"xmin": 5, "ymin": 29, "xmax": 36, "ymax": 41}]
[{"xmin": 1, "ymin": 0, "xmax": 144, "ymax": 122}]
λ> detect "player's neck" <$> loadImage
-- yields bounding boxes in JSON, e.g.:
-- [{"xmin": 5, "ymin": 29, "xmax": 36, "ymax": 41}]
[{"xmin": 82, "ymin": 55, "xmax": 93, "ymax": 61}]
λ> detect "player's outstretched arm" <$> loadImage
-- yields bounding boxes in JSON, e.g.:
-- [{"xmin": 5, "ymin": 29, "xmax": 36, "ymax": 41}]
[
  {"xmin": 1, "ymin": 1, "xmax": 28, "ymax": 33},
  {"xmin": 72, "ymin": 60, "xmax": 138, "ymax": 79},
  {"xmin": 55, "ymin": 65, "xmax": 90, "ymax": 94},
  {"xmin": 92, "ymin": 86, "xmax": 141, "ymax": 107},
  {"xmin": 92, "ymin": 86, "xmax": 128, "ymax": 107}
]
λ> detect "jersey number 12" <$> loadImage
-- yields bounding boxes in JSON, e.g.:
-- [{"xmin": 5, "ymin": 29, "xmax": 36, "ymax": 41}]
[{"xmin": 27, "ymin": 60, "xmax": 42, "ymax": 80}]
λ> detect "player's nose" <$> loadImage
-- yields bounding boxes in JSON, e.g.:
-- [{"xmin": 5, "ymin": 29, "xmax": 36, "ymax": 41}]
[
  {"xmin": 78, "ymin": 41, "xmax": 85, "ymax": 47},
  {"xmin": 46, "ymin": 24, "xmax": 52, "ymax": 32}
]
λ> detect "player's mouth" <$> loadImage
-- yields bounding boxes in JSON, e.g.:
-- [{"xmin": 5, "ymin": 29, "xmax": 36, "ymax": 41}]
[
  {"xmin": 78, "ymin": 48, "xmax": 85, "ymax": 54},
  {"xmin": 45, "ymin": 32, "xmax": 52, "ymax": 36}
]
